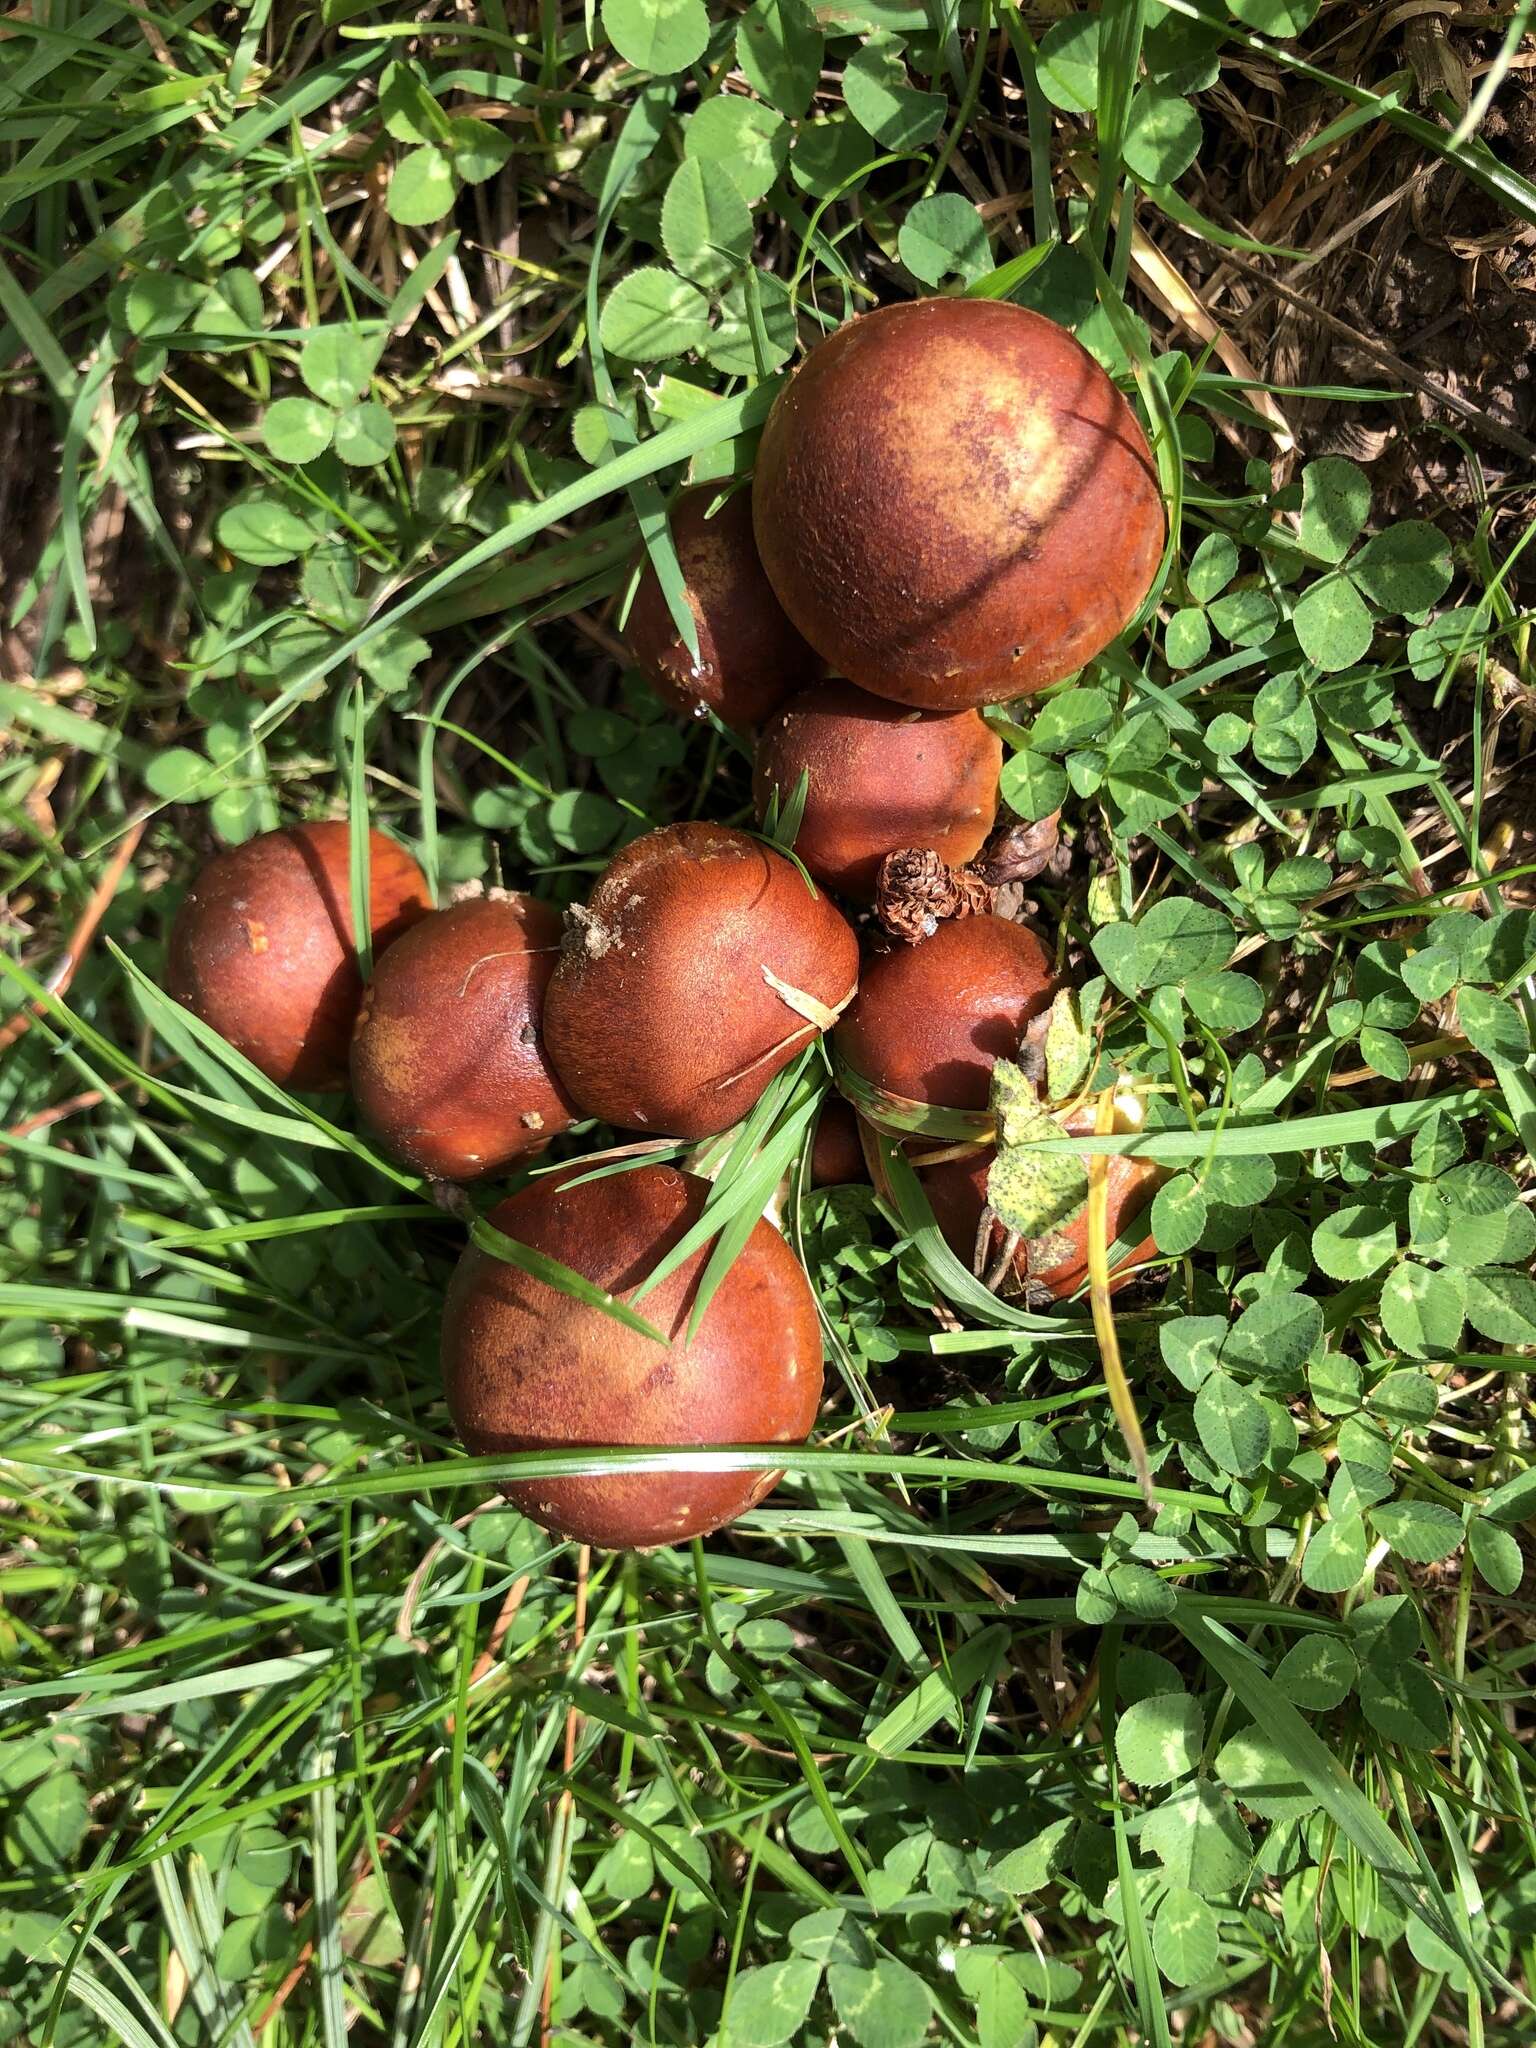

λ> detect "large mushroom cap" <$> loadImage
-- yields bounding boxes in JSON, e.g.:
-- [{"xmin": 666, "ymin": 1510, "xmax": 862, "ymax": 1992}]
[
  {"xmin": 834, "ymin": 914, "xmax": 1054, "ymax": 1113},
  {"xmin": 624, "ymin": 485, "xmax": 824, "ymax": 729},
  {"xmin": 753, "ymin": 298, "xmax": 1164, "ymax": 709},
  {"xmin": 752, "ymin": 681, "xmax": 1001, "ymax": 901},
  {"xmin": 442, "ymin": 1163, "xmax": 824, "ymax": 1549},
  {"xmin": 923, "ymin": 1139, "xmax": 1163, "ymax": 1301}
]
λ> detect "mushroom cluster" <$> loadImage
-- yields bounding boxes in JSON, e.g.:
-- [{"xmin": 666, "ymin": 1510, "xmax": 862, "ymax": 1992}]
[{"xmin": 168, "ymin": 299, "xmax": 1166, "ymax": 1551}]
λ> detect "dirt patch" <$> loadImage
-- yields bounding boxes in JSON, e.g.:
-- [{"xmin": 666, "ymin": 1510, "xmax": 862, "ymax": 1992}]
[
  {"xmin": 1155, "ymin": 15, "xmax": 1536, "ymax": 591},
  {"xmin": 0, "ymin": 396, "xmax": 57, "ymax": 680}
]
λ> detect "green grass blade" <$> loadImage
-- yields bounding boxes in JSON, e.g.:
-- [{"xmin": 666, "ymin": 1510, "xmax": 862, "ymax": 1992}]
[
  {"xmin": 470, "ymin": 1216, "xmax": 668, "ymax": 1345},
  {"xmin": 1178, "ymin": 1608, "xmax": 1478, "ymax": 1972}
]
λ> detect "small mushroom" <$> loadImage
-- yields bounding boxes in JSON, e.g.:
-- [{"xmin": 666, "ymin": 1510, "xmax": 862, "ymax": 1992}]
[{"xmin": 167, "ymin": 821, "xmax": 430, "ymax": 1091}]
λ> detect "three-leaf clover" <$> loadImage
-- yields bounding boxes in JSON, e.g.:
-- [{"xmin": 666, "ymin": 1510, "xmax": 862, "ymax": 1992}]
[
  {"xmin": 380, "ymin": 59, "xmax": 513, "ymax": 227},
  {"xmin": 263, "ymin": 329, "xmax": 396, "ymax": 469},
  {"xmin": 1291, "ymin": 457, "xmax": 1453, "ymax": 671}
]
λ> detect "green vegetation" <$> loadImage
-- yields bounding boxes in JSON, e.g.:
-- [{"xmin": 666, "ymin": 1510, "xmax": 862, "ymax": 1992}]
[{"xmin": 4, "ymin": 2, "xmax": 1536, "ymax": 2045}]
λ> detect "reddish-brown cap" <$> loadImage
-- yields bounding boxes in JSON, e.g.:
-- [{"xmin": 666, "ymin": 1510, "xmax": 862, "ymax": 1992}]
[
  {"xmin": 809, "ymin": 1096, "xmax": 868, "ymax": 1188},
  {"xmin": 753, "ymin": 299, "xmax": 1164, "ymax": 708},
  {"xmin": 442, "ymin": 1163, "xmax": 824, "ymax": 1549},
  {"xmin": 624, "ymin": 486, "xmax": 825, "ymax": 729},
  {"xmin": 542, "ymin": 823, "xmax": 860, "ymax": 1140},
  {"xmin": 833, "ymin": 915, "xmax": 1053, "ymax": 1111},
  {"xmin": 351, "ymin": 893, "xmax": 576, "ymax": 1180},
  {"xmin": 166, "ymin": 822, "xmax": 430, "ymax": 1091},
  {"xmin": 752, "ymin": 681, "xmax": 1002, "ymax": 901}
]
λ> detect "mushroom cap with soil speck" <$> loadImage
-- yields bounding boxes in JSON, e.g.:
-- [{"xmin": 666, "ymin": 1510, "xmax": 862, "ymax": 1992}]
[
  {"xmin": 350, "ymin": 893, "xmax": 576, "ymax": 1180},
  {"xmin": 167, "ymin": 822, "xmax": 430, "ymax": 1091},
  {"xmin": 752, "ymin": 299, "xmax": 1164, "ymax": 709},
  {"xmin": 442, "ymin": 1163, "xmax": 824, "ymax": 1550},
  {"xmin": 542, "ymin": 822, "xmax": 859, "ymax": 1140}
]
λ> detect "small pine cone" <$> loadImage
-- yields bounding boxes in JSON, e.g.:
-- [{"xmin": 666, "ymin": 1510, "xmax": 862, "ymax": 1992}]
[{"xmin": 874, "ymin": 848, "xmax": 993, "ymax": 943}]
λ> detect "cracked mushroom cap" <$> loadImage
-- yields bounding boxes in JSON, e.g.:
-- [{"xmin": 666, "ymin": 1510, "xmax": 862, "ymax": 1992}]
[
  {"xmin": 167, "ymin": 822, "xmax": 430, "ymax": 1091},
  {"xmin": 350, "ymin": 893, "xmax": 577, "ymax": 1180},
  {"xmin": 542, "ymin": 822, "xmax": 860, "ymax": 1140},
  {"xmin": 624, "ymin": 485, "xmax": 825, "ymax": 729},
  {"xmin": 442, "ymin": 1163, "xmax": 824, "ymax": 1549},
  {"xmin": 752, "ymin": 298, "xmax": 1165, "ymax": 709}
]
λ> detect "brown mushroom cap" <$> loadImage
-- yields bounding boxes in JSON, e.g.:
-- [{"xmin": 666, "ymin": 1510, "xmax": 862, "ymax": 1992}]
[
  {"xmin": 167, "ymin": 822, "xmax": 430, "ymax": 1091},
  {"xmin": 753, "ymin": 299, "xmax": 1165, "ymax": 709},
  {"xmin": 752, "ymin": 681, "xmax": 1002, "ymax": 901},
  {"xmin": 542, "ymin": 822, "xmax": 860, "ymax": 1140},
  {"xmin": 809, "ymin": 1096, "xmax": 868, "ymax": 1188},
  {"xmin": 350, "ymin": 894, "xmax": 576, "ymax": 1180},
  {"xmin": 441, "ymin": 1163, "xmax": 824, "ymax": 1549},
  {"xmin": 624, "ymin": 485, "xmax": 825, "ymax": 729},
  {"xmin": 833, "ymin": 915, "xmax": 1054, "ymax": 1112},
  {"xmin": 922, "ymin": 1142, "xmax": 1163, "ymax": 1301}
]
